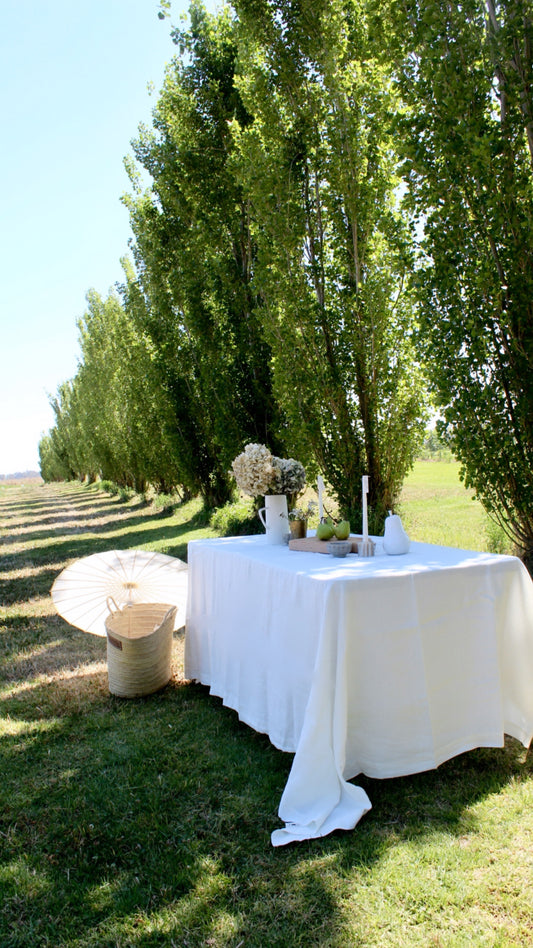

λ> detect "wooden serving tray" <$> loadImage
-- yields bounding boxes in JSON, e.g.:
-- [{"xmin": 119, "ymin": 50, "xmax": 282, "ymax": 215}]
[{"xmin": 288, "ymin": 536, "xmax": 362, "ymax": 554}]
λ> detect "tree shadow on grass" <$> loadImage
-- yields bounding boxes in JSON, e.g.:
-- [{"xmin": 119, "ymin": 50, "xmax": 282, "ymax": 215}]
[
  {"xmin": 0, "ymin": 484, "xmax": 108, "ymax": 514},
  {"xmin": 0, "ymin": 486, "xmax": 213, "ymax": 608},
  {"xmin": 349, "ymin": 737, "xmax": 533, "ymax": 849},
  {"xmin": 2, "ymin": 661, "xmax": 532, "ymax": 947},
  {"xmin": 3, "ymin": 483, "xmax": 532, "ymax": 946},
  {"xmin": 1, "ymin": 508, "xmax": 156, "ymax": 549},
  {"xmin": 0, "ymin": 516, "xmax": 196, "ymax": 605},
  {"xmin": 9, "ymin": 500, "xmax": 131, "ymax": 529},
  {"xmin": 0, "ymin": 613, "xmax": 106, "ymax": 685},
  {"xmin": 1, "ymin": 495, "xmax": 123, "ymax": 520},
  {"xmin": 0, "ymin": 677, "xmax": 334, "ymax": 946}
]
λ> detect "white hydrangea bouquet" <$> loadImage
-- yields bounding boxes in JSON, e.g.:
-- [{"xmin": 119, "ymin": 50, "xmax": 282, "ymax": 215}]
[{"xmin": 231, "ymin": 443, "xmax": 306, "ymax": 497}]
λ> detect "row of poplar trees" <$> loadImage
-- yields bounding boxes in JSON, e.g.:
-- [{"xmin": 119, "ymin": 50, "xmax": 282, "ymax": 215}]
[{"xmin": 40, "ymin": 0, "xmax": 533, "ymax": 562}]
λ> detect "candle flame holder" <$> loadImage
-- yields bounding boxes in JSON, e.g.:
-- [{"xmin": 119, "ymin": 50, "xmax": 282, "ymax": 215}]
[{"xmin": 357, "ymin": 538, "xmax": 375, "ymax": 558}]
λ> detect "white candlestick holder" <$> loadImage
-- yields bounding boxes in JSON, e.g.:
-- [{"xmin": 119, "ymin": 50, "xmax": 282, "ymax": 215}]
[{"xmin": 357, "ymin": 538, "xmax": 375, "ymax": 558}]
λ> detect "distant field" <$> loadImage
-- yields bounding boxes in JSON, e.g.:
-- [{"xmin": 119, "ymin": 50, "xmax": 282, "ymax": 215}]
[
  {"xmin": 0, "ymin": 475, "xmax": 43, "ymax": 490},
  {"xmin": 399, "ymin": 460, "xmax": 510, "ymax": 553}
]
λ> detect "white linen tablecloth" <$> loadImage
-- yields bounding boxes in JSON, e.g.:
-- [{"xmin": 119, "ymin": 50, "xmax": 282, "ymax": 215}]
[{"xmin": 184, "ymin": 535, "xmax": 533, "ymax": 845}]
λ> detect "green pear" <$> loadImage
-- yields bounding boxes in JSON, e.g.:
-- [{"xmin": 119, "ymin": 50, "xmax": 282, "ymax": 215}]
[
  {"xmin": 316, "ymin": 520, "xmax": 335, "ymax": 541},
  {"xmin": 334, "ymin": 520, "xmax": 350, "ymax": 540}
]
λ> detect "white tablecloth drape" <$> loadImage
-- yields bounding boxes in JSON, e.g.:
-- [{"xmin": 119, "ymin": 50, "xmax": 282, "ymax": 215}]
[{"xmin": 185, "ymin": 536, "xmax": 533, "ymax": 846}]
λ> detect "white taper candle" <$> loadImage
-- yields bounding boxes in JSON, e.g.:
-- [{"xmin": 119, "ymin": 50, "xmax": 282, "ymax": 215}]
[
  {"xmin": 362, "ymin": 475, "xmax": 369, "ymax": 540},
  {"xmin": 317, "ymin": 475, "xmax": 325, "ymax": 521}
]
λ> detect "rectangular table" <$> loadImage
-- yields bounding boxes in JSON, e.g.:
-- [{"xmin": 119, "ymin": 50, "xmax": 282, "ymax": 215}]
[{"xmin": 184, "ymin": 535, "xmax": 533, "ymax": 845}]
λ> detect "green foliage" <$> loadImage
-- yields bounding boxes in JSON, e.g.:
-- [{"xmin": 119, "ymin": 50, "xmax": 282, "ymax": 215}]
[
  {"xmin": 209, "ymin": 495, "xmax": 261, "ymax": 535},
  {"xmin": 418, "ymin": 428, "xmax": 455, "ymax": 462},
  {"xmin": 97, "ymin": 479, "xmax": 120, "ymax": 495},
  {"xmin": 390, "ymin": 0, "xmax": 533, "ymax": 560},
  {"xmin": 231, "ymin": 0, "xmax": 428, "ymax": 529},
  {"xmin": 149, "ymin": 491, "xmax": 181, "ymax": 515},
  {"xmin": 116, "ymin": 486, "xmax": 136, "ymax": 503},
  {"xmin": 38, "ymin": 432, "xmax": 74, "ymax": 483},
  {"xmin": 41, "ymin": 0, "xmax": 430, "ymax": 517},
  {"xmin": 74, "ymin": 287, "xmax": 180, "ymax": 493},
  {"xmin": 41, "ymin": 0, "xmax": 533, "ymax": 561},
  {"xmin": 485, "ymin": 516, "xmax": 512, "ymax": 556},
  {"xmin": 43, "ymin": 380, "xmax": 94, "ymax": 483},
  {"xmin": 40, "ymin": 286, "xmax": 186, "ymax": 495},
  {"xmin": 123, "ymin": 2, "xmax": 284, "ymax": 508}
]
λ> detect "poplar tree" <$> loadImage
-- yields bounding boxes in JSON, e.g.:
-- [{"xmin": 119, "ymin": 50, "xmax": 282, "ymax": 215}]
[
  {"xmin": 124, "ymin": 2, "xmax": 283, "ymax": 508},
  {"xmin": 231, "ymin": 0, "xmax": 427, "ymax": 526},
  {"xmin": 393, "ymin": 0, "xmax": 533, "ymax": 561},
  {"xmin": 51, "ymin": 289, "xmax": 183, "ymax": 492}
]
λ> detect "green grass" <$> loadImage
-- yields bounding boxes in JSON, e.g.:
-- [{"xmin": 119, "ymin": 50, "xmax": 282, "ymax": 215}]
[
  {"xmin": 399, "ymin": 461, "xmax": 512, "ymax": 554},
  {"xmin": 1, "ymin": 472, "xmax": 531, "ymax": 947}
]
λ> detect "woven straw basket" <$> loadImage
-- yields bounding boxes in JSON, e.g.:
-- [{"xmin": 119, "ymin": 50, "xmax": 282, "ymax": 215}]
[{"xmin": 105, "ymin": 599, "xmax": 177, "ymax": 698}]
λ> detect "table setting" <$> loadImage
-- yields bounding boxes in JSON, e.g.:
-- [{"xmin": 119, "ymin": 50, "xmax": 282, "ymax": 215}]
[{"xmin": 185, "ymin": 445, "xmax": 533, "ymax": 846}]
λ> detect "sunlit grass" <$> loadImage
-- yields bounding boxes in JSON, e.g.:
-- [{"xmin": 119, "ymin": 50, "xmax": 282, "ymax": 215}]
[
  {"xmin": 399, "ymin": 460, "xmax": 511, "ymax": 553},
  {"xmin": 0, "ymin": 475, "xmax": 531, "ymax": 947}
]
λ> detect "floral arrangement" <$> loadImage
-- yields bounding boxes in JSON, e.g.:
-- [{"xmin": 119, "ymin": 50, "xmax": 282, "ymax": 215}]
[
  {"xmin": 274, "ymin": 456, "xmax": 306, "ymax": 496},
  {"xmin": 231, "ymin": 443, "xmax": 277, "ymax": 496},
  {"xmin": 231, "ymin": 443, "xmax": 306, "ymax": 497},
  {"xmin": 289, "ymin": 500, "xmax": 318, "ymax": 521}
]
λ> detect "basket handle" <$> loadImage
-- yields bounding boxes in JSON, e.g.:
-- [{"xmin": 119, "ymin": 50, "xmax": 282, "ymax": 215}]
[
  {"xmin": 160, "ymin": 605, "xmax": 177, "ymax": 628},
  {"xmin": 150, "ymin": 605, "xmax": 177, "ymax": 632},
  {"xmin": 106, "ymin": 596, "xmax": 121, "ymax": 615}
]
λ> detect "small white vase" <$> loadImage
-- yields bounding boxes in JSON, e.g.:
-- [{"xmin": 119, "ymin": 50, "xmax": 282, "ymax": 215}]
[
  {"xmin": 258, "ymin": 494, "xmax": 289, "ymax": 544},
  {"xmin": 383, "ymin": 512, "xmax": 410, "ymax": 555}
]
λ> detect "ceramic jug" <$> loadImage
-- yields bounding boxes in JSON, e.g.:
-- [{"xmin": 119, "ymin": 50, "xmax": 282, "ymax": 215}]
[
  {"xmin": 383, "ymin": 511, "xmax": 410, "ymax": 555},
  {"xmin": 258, "ymin": 494, "xmax": 289, "ymax": 544}
]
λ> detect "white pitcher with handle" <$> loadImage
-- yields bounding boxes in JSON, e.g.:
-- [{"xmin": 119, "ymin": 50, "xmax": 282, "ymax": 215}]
[{"xmin": 258, "ymin": 494, "xmax": 289, "ymax": 544}]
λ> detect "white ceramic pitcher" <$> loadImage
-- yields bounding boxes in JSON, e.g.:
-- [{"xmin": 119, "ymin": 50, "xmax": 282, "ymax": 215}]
[
  {"xmin": 383, "ymin": 511, "xmax": 411, "ymax": 555},
  {"xmin": 258, "ymin": 494, "xmax": 289, "ymax": 544}
]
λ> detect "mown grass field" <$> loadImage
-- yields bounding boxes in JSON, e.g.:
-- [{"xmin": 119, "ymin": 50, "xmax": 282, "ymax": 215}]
[
  {"xmin": 0, "ymin": 467, "xmax": 530, "ymax": 947},
  {"xmin": 399, "ymin": 461, "xmax": 511, "ymax": 554}
]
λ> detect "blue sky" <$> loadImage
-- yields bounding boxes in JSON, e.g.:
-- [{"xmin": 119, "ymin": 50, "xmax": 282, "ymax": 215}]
[{"xmin": 0, "ymin": 0, "xmax": 219, "ymax": 475}]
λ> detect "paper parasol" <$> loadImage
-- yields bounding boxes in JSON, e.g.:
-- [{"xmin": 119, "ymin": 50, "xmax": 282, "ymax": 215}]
[{"xmin": 51, "ymin": 549, "xmax": 188, "ymax": 636}]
